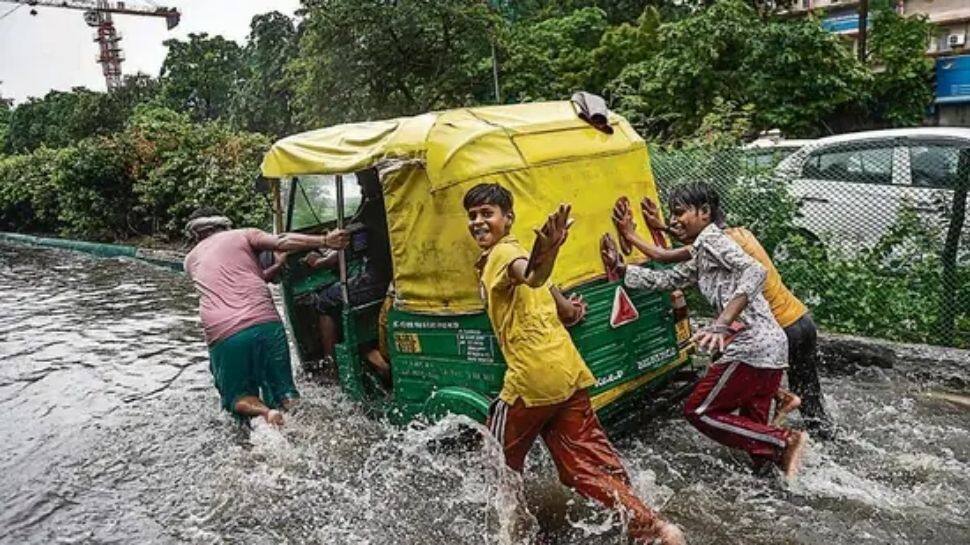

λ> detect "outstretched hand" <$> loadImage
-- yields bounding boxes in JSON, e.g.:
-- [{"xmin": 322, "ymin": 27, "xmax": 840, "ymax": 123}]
[
  {"xmin": 534, "ymin": 203, "xmax": 573, "ymax": 253},
  {"xmin": 522, "ymin": 204, "xmax": 574, "ymax": 284},
  {"xmin": 612, "ymin": 197, "xmax": 636, "ymax": 240},
  {"xmin": 640, "ymin": 197, "xmax": 667, "ymax": 231},
  {"xmin": 691, "ymin": 329, "xmax": 727, "ymax": 354}
]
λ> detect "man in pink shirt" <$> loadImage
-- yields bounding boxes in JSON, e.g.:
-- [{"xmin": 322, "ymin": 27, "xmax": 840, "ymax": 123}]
[{"xmin": 183, "ymin": 207, "xmax": 348, "ymax": 426}]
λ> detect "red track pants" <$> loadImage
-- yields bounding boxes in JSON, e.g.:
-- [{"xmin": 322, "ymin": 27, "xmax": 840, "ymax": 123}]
[
  {"xmin": 683, "ymin": 361, "xmax": 790, "ymax": 460},
  {"xmin": 487, "ymin": 389, "xmax": 660, "ymax": 541}
]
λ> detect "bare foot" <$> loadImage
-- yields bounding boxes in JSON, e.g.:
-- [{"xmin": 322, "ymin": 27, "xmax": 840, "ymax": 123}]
[
  {"xmin": 637, "ymin": 520, "xmax": 686, "ymax": 545},
  {"xmin": 780, "ymin": 430, "xmax": 809, "ymax": 480},
  {"xmin": 263, "ymin": 409, "xmax": 284, "ymax": 427},
  {"xmin": 364, "ymin": 348, "xmax": 392, "ymax": 387},
  {"xmin": 771, "ymin": 389, "xmax": 801, "ymax": 427}
]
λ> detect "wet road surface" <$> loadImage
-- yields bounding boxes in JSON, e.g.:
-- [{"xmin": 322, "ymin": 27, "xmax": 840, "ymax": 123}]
[{"xmin": 1, "ymin": 242, "xmax": 967, "ymax": 544}]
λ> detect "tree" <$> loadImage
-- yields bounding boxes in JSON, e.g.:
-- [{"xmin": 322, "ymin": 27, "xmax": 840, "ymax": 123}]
[
  {"xmin": 608, "ymin": 0, "xmax": 877, "ymax": 140},
  {"xmin": 499, "ymin": 7, "xmax": 610, "ymax": 102},
  {"xmin": 126, "ymin": 105, "xmax": 270, "ymax": 238},
  {"xmin": 0, "ymin": 94, "xmax": 10, "ymax": 154},
  {"xmin": 742, "ymin": 15, "xmax": 870, "ymax": 136},
  {"xmin": 4, "ymin": 88, "xmax": 123, "ymax": 153},
  {"xmin": 2, "ymin": 77, "xmax": 160, "ymax": 154},
  {"xmin": 160, "ymin": 33, "xmax": 244, "ymax": 122},
  {"xmin": 609, "ymin": 0, "xmax": 760, "ymax": 139},
  {"xmin": 288, "ymin": 0, "xmax": 497, "ymax": 127},
  {"xmin": 588, "ymin": 6, "xmax": 661, "ymax": 94},
  {"xmin": 867, "ymin": 8, "xmax": 935, "ymax": 127},
  {"xmin": 229, "ymin": 12, "xmax": 299, "ymax": 137}
]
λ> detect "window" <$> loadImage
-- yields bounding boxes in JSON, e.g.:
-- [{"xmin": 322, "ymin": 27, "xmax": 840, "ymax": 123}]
[
  {"xmin": 802, "ymin": 145, "xmax": 894, "ymax": 185},
  {"xmin": 286, "ymin": 173, "xmax": 363, "ymax": 231},
  {"xmin": 909, "ymin": 144, "xmax": 963, "ymax": 189}
]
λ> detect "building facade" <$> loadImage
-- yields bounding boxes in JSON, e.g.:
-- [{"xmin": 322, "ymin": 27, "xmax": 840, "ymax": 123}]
[{"xmin": 788, "ymin": 0, "xmax": 970, "ymax": 124}]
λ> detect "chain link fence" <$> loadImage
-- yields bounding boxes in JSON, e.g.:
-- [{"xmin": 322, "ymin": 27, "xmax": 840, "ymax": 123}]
[{"xmin": 649, "ymin": 135, "xmax": 970, "ymax": 349}]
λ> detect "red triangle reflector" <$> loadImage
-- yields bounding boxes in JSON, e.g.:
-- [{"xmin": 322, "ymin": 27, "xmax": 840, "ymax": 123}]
[{"xmin": 610, "ymin": 286, "xmax": 639, "ymax": 328}]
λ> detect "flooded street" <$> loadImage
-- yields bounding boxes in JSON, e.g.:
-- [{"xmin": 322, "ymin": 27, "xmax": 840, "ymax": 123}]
[{"xmin": 1, "ymin": 241, "xmax": 968, "ymax": 544}]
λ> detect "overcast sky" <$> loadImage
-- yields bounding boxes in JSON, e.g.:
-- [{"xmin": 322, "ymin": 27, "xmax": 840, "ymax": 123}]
[{"xmin": 0, "ymin": 0, "xmax": 301, "ymax": 103}]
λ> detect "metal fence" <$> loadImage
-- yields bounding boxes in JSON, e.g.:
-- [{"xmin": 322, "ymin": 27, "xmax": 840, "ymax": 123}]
[{"xmin": 648, "ymin": 136, "xmax": 970, "ymax": 349}]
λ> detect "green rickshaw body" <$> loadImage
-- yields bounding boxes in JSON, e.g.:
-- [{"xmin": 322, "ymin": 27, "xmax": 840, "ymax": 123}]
[{"xmin": 261, "ymin": 101, "xmax": 694, "ymax": 430}]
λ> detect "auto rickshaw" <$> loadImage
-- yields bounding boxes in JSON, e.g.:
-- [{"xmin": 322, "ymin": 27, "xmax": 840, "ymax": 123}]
[{"xmin": 259, "ymin": 100, "xmax": 694, "ymax": 429}]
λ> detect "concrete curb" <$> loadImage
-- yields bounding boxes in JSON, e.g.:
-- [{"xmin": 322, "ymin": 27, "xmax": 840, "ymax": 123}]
[
  {"xmin": 0, "ymin": 232, "xmax": 184, "ymax": 271},
  {"xmin": 817, "ymin": 331, "xmax": 969, "ymax": 388}
]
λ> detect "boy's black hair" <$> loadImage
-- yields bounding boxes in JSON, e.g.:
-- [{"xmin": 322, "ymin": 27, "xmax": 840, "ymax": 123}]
[
  {"xmin": 188, "ymin": 206, "xmax": 224, "ymax": 220},
  {"xmin": 667, "ymin": 182, "xmax": 726, "ymax": 226},
  {"xmin": 463, "ymin": 183, "xmax": 514, "ymax": 214}
]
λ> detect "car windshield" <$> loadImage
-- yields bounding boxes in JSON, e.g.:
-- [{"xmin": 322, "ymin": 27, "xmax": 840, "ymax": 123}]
[
  {"xmin": 744, "ymin": 145, "xmax": 803, "ymax": 170},
  {"xmin": 284, "ymin": 174, "xmax": 362, "ymax": 231}
]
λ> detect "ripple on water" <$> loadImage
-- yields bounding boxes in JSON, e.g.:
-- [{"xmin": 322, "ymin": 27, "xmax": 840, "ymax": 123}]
[{"xmin": 1, "ymin": 241, "xmax": 969, "ymax": 544}]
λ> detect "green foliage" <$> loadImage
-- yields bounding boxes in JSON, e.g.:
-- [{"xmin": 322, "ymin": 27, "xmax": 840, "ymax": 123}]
[
  {"xmin": 742, "ymin": 16, "xmax": 870, "ymax": 136},
  {"xmin": 610, "ymin": 0, "xmax": 761, "ymax": 139},
  {"xmin": 867, "ymin": 8, "xmax": 935, "ymax": 127},
  {"xmin": 2, "ymin": 76, "xmax": 160, "ymax": 154},
  {"xmin": 50, "ymin": 137, "xmax": 137, "ymax": 239},
  {"xmin": 289, "ymin": 0, "xmax": 497, "ymax": 126},
  {"xmin": 228, "ymin": 12, "xmax": 299, "ymax": 137},
  {"xmin": 160, "ymin": 33, "xmax": 245, "ymax": 122},
  {"xmin": 127, "ymin": 106, "xmax": 271, "ymax": 239},
  {"xmin": 499, "ymin": 8, "xmax": 610, "ymax": 102},
  {"xmin": 0, "ymin": 105, "xmax": 269, "ymax": 241},
  {"xmin": 589, "ymin": 7, "xmax": 661, "ymax": 93},
  {"xmin": 610, "ymin": 0, "xmax": 875, "ymax": 140},
  {"xmin": 777, "ymin": 206, "xmax": 967, "ymax": 347}
]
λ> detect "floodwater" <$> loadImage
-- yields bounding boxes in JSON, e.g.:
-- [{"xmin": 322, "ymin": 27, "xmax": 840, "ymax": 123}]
[{"xmin": 1, "ymin": 241, "xmax": 968, "ymax": 545}]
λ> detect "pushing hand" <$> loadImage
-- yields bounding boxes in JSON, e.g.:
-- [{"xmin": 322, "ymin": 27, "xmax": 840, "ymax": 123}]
[
  {"xmin": 612, "ymin": 197, "xmax": 636, "ymax": 239},
  {"xmin": 640, "ymin": 197, "xmax": 667, "ymax": 231},
  {"xmin": 263, "ymin": 409, "xmax": 285, "ymax": 427},
  {"xmin": 567, "ymin": 293, "xmax": 588, "ymax": 326},
  {"xmin": 324, "ymin": 229, "xmax": 350, "ymax": 249}
]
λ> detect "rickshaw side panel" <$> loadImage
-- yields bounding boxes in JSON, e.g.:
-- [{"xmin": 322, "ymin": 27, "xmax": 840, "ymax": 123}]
[
  {"xmin": 385, "ymin": 276, "xmax": 691, "ymax": 428},
  {"xmin": 389, "ymin": 312, "xmax": 505, "ymax": 406}
]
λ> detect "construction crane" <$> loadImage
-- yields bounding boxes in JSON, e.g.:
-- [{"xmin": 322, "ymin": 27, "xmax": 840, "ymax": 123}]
[{"xmin": 0, "ymin": 0, "xmax": 180, "ymax": 91}]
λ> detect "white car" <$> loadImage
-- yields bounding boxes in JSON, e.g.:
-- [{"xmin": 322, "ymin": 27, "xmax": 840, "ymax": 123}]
[
  {"xmin": 742, "ymin": 136, "xmax": 816, "ymax": 169},
  {"xmin": 773, "ymin": 128, "xmax": 970, "ymax": 250}
]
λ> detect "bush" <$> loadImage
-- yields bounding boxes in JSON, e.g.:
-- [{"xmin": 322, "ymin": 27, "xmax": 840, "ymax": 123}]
[
  {"xmin": 49, "ymin": 137, "xmax": 138, "ymax": 239},
  {"xmin": 0, "ymin": 147, "xmax": 61, "ymax": 233},
  {"xmin": 0, "ymin": 105, "xmax": 271, "ymax": 243},
  {"xmin": 128, "ymin": 106, "xmax": 271, "ymax": 239}
]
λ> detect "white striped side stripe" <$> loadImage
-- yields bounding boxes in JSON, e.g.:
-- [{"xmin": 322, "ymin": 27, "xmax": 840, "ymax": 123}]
[
  {"xmin": 695, "ymin": 361, "xmax": 740, "ymax": 415},
  {"xmin": 699, "ymin": 415, "xmax": 787, "ymax": 448},
  {"xmin": 490, "ymin": 400, "xmax": 508, "ymax": 446}
]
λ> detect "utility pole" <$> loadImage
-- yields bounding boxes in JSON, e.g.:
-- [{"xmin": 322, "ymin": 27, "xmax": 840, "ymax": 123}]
[
  {"xmin": 857, "ymin": 0, "xmax": 869, "ymax": 63},
  {"xmin": 491, "ymin": 41, "xmax": 501, "ymax": 104}
]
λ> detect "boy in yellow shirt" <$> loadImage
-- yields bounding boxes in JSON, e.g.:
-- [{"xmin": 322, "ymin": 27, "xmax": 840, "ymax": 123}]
[{"xmin": 464, "ymin": 183, "xmax": 685, "ymax": 545}]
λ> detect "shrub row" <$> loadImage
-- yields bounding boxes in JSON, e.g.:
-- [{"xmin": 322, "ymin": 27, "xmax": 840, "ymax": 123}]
[{"xmin": 0, "ymin": 106, "xmax": 271, "ymax": 243}]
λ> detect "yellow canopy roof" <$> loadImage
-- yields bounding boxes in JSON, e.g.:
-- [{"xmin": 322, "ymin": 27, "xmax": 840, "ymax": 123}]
[
  {"xmin": 260, "ymin": 101, "xmax": 645, "ymax": 189},
  {"xmin": 263, "ymin": 101, "xmax": 664, "ymax": 314}
]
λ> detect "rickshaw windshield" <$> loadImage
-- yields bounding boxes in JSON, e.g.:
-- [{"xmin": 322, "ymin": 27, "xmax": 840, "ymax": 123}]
[{"xmin": 284, "ymin": 174, "xmax": 363, "ymax": 231}]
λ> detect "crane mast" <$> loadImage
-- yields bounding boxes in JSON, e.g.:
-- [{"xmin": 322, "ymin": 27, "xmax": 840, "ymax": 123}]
[{"xmin": 1, "ymin": 0, "xmax": 180, "ymax": 91}]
